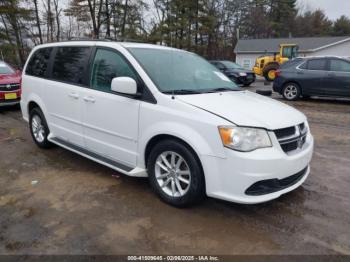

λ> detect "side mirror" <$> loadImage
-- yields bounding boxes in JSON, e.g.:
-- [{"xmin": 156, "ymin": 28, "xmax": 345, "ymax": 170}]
[
  {"xmin": 111, "ymin": 77, "xmax": 138, "ymax": 96},
  {"xmin": 16, "ymin": 70, "xmax": 21, "ymax": 75}
]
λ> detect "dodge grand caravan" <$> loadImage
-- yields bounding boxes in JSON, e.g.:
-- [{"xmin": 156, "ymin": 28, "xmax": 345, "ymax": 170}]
[{"xmin": 21, "ymin": 41, "xmax": 314, "ymax": 207}]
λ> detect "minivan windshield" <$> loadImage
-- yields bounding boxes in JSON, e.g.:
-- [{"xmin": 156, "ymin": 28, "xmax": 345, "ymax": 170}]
[{"xmin": 128, "ymin": 48, "xmax": 239, "ymax": 94}]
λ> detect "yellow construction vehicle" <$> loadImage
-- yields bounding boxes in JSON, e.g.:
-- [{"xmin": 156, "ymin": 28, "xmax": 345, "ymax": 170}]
[{"xmin": 253, "ymin": 44, "xmax": 299, "ymax": 81}]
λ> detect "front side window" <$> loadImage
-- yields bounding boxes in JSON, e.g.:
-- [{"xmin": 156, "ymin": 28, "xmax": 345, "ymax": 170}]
[
  {"xmin": 128, "ymin": 48, "xmax": 238, "ymax": 93},
  {"xmin": 26, "ymin": 48, "xmax": 53, "ymax": 77},
  {"xmin": 52, "ymin": 46, "xmax": 91, "ymax": 84},
  {"xmin": 330, "ymin": 59, "xmax": 350, "ymax": 72},
  {"xmin": 90, "ymin": 49, "xmax": 138, "ymax": 92},
  {"xmin": 307, "ymin": 59, "xmax": 327, "ymax": 71}
]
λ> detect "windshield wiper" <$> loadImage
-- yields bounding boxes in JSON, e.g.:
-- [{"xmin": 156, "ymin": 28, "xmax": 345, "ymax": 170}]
[
  {"xmin": 205, "ymin": 87, "xmax": 239, "ymax": 93},
  {"xmin": 163, "ymin": 89, "xmax": 203, "ymax": 95}
]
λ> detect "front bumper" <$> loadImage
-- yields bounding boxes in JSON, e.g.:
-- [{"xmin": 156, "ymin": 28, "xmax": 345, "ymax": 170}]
[
  {"xmin": 0, "ymin": 89, "xmax": 21, "ymax": 107},
  {"xmin": 230, "ymin": 74, "xmax": 256, "ymax": 85},
  {"xmin": 201, "ymin": 132, "xmax": 314, "ymax": 204},
  {"xmin": 0, "ymin": 98, "xmax": 21, "ymax": 107}
]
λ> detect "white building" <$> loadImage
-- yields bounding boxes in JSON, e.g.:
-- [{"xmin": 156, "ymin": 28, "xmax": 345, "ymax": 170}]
[{"xmin": 234, "ymin": 36, "xmax": 350, "ymax": 70}]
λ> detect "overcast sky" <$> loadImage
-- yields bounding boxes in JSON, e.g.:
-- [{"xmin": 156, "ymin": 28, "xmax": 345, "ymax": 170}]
[{"xmin": 298, "ymin": 0, "xmax": 350, "ymax": 20}]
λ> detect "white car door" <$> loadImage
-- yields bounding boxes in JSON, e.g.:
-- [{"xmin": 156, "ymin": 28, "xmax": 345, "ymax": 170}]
[
  {"xmin": 81, "ymin": 48, "xmax": 141, "ymax": 169},
  {"xmin": 45, "ymin": 46, "xmax": 92, "ymax": 147}
]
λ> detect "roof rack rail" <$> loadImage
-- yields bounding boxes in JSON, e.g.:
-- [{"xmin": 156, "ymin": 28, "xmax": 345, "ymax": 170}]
[
  {"xmin": 67, "ymin": 37, "xmax": 113, "ymax": 42},
  {"xmin": 66, "ymin": 37, "xmax": 147, "ymax": 43}
]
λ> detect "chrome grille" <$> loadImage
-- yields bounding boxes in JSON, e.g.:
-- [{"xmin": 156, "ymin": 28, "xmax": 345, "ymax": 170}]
[
  {"xmin": 0, "ymin": 83, "xmax": 20, "ymax": 92},
  {"xmin": 274, "ymin": 123, "xmax": 308, "ymax": 153}
]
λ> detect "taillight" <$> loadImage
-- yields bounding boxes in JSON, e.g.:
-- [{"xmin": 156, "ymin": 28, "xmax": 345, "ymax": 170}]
[{"xmin": 275, "ymin": 69, "xmax": 281, "ymax": 78}]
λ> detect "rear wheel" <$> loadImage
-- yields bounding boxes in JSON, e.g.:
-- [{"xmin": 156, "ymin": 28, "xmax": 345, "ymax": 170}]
[
  {"xmin": 147, "ymin": 139, "xmax": 206, "ymax": 207},
  {"xmin": 282, "ymin": 83, "xmax": 301, "ymax": 101},
  {"xmin": 29, "ymin": 107, "xmax": 53, "ymax": 148},
  {"xmin": 263, "ymin": 64, "xmax": 279, "ymax": 81}
]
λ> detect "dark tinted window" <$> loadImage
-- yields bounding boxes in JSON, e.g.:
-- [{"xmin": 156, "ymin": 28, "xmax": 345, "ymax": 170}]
[
  {"xmin": 52, "ymin": 46, "xmax": 91, "ymax": 84},
  {"xmin": 26, "ymin": 48, "xmax": 53, "ymax": 77},
  {"xmin": 330, "ymin": 59, "xmax": 350, "ymax": 72},
  {"xmin": 90, "ymin": 49, "xmax": 138, "ymax": 92},
  {"xmin": 307, "ymin": 59, "xmax": 327, "ymax": 70}
]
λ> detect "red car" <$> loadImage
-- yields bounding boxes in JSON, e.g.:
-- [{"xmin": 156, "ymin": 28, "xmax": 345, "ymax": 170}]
[{"xmin": 0, "ymin": 61, "xmax": 21, "ymax": 107}]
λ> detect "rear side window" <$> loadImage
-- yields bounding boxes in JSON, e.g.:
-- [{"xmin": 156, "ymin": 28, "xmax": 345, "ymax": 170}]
[
  {"xmin": 307, "ymin": 59, "xmax": 327, "ymax": 71},
  {"xmin": 52, "ymin": 46, "xmax": 91, "ymax": 85},
  {"xmin": 330, "ymin": 59, "xmax": 350, "ymax": 72},
  {"xmin": 26, "ymin": 48, "xmax": 53, "ymax": 77}
]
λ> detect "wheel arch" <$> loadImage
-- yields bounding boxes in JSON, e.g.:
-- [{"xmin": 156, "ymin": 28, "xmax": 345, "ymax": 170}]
[
  {"xmin": 28, "ymin": 101, "xmax": 40, "ymax": 114},
  {"xmin": 144, "ymin": 134, "xmax": 207, "ymax": 193},
  {"xmin": 145, "ymin": 134, "xmax": 203, "ymax": 170},
  {"xmin": 26, "ymin": 94, "xmax": 48, "ymax": 117}
]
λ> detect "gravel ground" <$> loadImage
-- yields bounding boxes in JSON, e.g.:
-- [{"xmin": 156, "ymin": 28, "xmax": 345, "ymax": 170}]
[{"xmin": 0, "ymin": 81, "xmax": 349, "ymax": 255}]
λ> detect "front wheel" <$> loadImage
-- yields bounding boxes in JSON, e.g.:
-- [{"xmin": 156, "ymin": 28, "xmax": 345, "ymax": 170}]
[
  {"xmin": 282, "ymin": 83, "xmax": 301, "ymax": 101},
  {"xmin": 147, "ymin": 139, "xmax": 206, "ymax": 207}
]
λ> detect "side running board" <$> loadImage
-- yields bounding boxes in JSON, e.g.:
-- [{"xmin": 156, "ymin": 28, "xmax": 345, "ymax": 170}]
[{"xmin": 49, "ymin": 136, "xmax": 147, "ymax": 177}]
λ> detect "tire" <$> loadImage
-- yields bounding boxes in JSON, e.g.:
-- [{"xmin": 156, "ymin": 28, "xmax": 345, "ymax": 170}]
[
  {"xmin": 147, "ymin": 139, "xmax": 206, "ymax": 207},
  {"xmin": 263, "ymin": 64, "xmax": 279, "ymax": 82},
  {"xmin": 29, "ymin": 107, "xmax": 53, "ymax": 149},
  {"xmin": 282, "ymin": 82, "xmax": 301, "ymax": 101}
]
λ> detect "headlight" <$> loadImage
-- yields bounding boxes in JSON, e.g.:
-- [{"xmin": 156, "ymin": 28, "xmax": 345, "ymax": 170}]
[
  {"xmin": 218, "ymin": 126, "xmax": 272, "ymax": 152},
  {"xmin": 239, "ymin": 72, "xmax": 247, "ymax": 76}
]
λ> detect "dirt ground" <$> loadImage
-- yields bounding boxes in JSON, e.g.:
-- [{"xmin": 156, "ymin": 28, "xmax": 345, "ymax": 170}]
[{"xmin": 0, "ymin": 82, "xmax": 349, "ymax": 255}]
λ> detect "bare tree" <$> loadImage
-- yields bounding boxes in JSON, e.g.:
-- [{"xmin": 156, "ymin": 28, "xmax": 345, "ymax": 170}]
[
  {"xmin": 33, "ymin": 0, "xmax": 43, "ymax": 43},
  {"xmin": 53, "ymin": 0, "xmax": 61, "ymax": 41}
]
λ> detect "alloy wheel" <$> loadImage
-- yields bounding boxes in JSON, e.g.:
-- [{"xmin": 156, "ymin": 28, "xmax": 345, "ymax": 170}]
[
  {"xmin": 154, "ymin": 151, "xmax": 191, "ymax": 197},
  {"xmin": 31, "ymin": 115, "xmax": 46, "ymax": 143},
  {"xmin": 284, "ymin": 85, "xmax": 298, "ymax": 100}
]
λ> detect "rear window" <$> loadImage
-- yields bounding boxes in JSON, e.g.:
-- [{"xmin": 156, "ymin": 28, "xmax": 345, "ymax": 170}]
[
  {"xmin": 330, "ymin": 59, "xmax": 350, "ymax": 72},
  {"xmin": 307, "ymin": 59, "xmax": 327, "ymax": 71},
  {"xmin": 52, "ymin": 46, "xmax": 91, "ymax": 85},
  {"xmin": 25, "ymin": 48, "xmax": 53, "ymax": 77}
]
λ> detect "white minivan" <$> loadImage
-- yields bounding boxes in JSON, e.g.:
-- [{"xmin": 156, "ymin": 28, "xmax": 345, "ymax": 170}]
[{"xmin": 21, "ymin": 41, "xmax": 314, "ymax": 207}]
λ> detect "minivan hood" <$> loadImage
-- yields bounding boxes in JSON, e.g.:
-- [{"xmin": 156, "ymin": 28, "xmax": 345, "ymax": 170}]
[{"xmin": 177, "ymin": 91, "xmax": 306, "ymax": 130}]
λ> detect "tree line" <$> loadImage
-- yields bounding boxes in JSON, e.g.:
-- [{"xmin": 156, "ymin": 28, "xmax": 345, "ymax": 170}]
[{"xmin": 1, "ymin": 0, "xmax": 350, "ymax": 67}]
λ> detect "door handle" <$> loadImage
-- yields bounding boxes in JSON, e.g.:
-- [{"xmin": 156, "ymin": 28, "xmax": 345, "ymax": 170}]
[
  {"xmin": 328, "ymin": 73, "xmax": 336, "ymax": 77},
  {"xmin": 83, "ymin": 96, "xmax": 96, "ymax": 103},
  {"xmin": 68, "ymin": 92, "xmax": 79, "ymax": 99}
]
